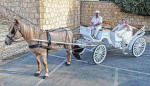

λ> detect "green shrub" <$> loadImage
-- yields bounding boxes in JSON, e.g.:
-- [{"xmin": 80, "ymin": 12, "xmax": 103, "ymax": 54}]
[{"xmin": 100, "ymin": 0, "xmax": 150, "ymax": 16}]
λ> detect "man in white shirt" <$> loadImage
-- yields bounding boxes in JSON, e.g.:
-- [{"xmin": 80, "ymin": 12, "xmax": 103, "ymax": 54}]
[{"xmin": 90, "ymin": 10, "xmax": 103, "ymax": 39}]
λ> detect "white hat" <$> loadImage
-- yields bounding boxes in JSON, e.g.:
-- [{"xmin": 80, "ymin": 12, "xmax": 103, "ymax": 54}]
[{"xmin": 95, "ymin": 10, "xmax": 100, "ymax": 14}]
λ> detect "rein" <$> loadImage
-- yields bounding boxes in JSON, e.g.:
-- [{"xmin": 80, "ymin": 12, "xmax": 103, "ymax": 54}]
[
  {"xmin": 6, "ymin": 35, "xmax": 13, "ymax": 40},
  {"xmin": 29, "ymin": 44, "xmax": 51, "ymax": 50},
  {"xmin": 46, "ymin": 27, "xmax": 77, "ymax": 32}
]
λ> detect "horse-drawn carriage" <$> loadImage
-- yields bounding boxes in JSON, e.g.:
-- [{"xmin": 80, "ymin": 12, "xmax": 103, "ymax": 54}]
[
  {"xmin": 73, "ymin": 25, "xmax": 146, "ymax": 64},
  {"xmin": 2, "ymin": 2, "xmax": 147, "ymax": 78},
  {"xmin": 4, "ymin": 17, "xmax": 146, "ymax": 78}
]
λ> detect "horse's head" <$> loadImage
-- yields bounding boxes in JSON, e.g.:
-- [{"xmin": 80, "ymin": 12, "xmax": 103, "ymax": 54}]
[{"xmin": 5, "ymin": 19, "xmax": 22, "ymax": 45}]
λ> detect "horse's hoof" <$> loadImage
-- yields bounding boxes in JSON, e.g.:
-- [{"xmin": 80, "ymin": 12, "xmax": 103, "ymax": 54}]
[
  {"xmin": 65, "ymin": 62, "xmax": 71, "ymax": 66},
  {"xmin": 43, "ymin": 76, "xmax": 48, "ymax": 79},
  {"xmin": 34, "ymin": 72, "xmax": 40, "ymax": 76}
]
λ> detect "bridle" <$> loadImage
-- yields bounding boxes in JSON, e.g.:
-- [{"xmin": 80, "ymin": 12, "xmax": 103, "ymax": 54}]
[
  {"xmin": 6, "ymin": 35, "xmax": 13, "ymax": 41},
  {"xmin": 6, "ymin": 21, "xmax": 22, "ymax": 42}
]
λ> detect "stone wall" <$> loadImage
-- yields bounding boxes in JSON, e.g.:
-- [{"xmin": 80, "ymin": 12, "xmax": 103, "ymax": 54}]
[
  {"xmin": 120, "ymin": 12, "xmax": 150, "ymax": 31},
  {"xmin": 39, "ymin": 0, "xmax": 80, "ymax": 30},
  {"xmin": 80, "ymin": 1, "xmax": 150, "ymax": 31},
  {"xmin": 0, "ymin": 0, "xmax": 80, "ymax": 30},
  {"xmin": 0, "ymin": 0, "xmax": 40, "ymax": 25},
  {"xmin": 0, "ymin": 0, "xmax": 39, "ymax": 61},
  {"xmin": 0, "ymin": 0, "xmax": 149, "ymax": 30}
]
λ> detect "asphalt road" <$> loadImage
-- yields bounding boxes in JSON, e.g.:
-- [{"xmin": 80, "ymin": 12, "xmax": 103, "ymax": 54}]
[{"xmin": 0, "ymin": 43, "xmax": 150, "ymax": 86}]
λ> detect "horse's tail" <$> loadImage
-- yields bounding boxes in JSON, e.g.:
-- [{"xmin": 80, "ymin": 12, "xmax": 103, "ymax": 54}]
[
  {"xmin": 72, "ymin": 34, "xmax": 85, "ymax": 60},
  {"xmin": 64, "ymin": 28, "xmax": 83, "ymax": 60},
  {"xmin": 72, "ymin": 44, "xmax": 85, "ymax": 60}
]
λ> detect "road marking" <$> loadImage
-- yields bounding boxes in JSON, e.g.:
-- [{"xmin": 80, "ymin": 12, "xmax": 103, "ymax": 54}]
[
  {"xmin": 113, "ymin": 54, "xmax": 150, "ymax": 56},
  {"xmin": 48, "ymin": 54, "xmax": 66, "ymax": 59},
  {"xmin": 1, "ymin": 50, "xmax": 150, "ymax": 86},
  {"xmin": 99, "ymin": 64, "xmax": 150, "ymax": 76},
  {"xmin": 114, "ymin": 68, "xmax": 118, "ymax": 86},
  {"xmin": 144, "ymin": 55, "xmax": 150, "ymax": 57},
  {"xmin": 48, "ymin": 54, "xmax": 89, "ymax": 64},
  {"xmin": 34, "ymin": 59, "xmax": 66, "ymax": 86},
  {"xmin": 49, "ymin": 53, "xmax": 150, "ymax": 76}
]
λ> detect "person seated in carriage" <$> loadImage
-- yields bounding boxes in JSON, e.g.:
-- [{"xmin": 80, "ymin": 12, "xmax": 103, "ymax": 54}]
[
  {"xmin": 90, "ymin": 10, "xmax": 103, "ymax": 39},
  {"xmin": 112, "ymin": 19, "xmax": 137, "ymax": 44}
]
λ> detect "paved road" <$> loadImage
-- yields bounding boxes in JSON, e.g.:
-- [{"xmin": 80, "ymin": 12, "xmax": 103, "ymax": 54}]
[{"xmin": 0, "ymin": 43, "xmax": 150, "ymax": 86}]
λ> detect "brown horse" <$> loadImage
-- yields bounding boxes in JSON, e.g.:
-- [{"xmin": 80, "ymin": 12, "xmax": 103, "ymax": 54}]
[{"xmin": 5, "ymin": 19, "xmax": 76, "ymax": 79}]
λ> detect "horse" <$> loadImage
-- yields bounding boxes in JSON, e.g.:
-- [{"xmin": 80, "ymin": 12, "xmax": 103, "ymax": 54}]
[{"xmin": 5, "ymin": 19, "xmax": 79, "ymax": 79}]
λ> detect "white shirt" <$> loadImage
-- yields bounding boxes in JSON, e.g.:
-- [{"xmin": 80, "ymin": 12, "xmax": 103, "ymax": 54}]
[{"xmin": 91, "ymin": 16, "xmax": 103, "ymax": 25}]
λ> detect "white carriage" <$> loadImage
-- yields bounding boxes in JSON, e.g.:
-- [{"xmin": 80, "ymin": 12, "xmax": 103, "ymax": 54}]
[{"xmin": 74, "ymin": 25, "xmax": 146, "ymax": 64}]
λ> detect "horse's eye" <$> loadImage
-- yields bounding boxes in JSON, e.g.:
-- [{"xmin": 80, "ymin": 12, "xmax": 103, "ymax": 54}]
[{"xmin": 11, "ymin": 28, "xmax": 15, "ymax": 34}]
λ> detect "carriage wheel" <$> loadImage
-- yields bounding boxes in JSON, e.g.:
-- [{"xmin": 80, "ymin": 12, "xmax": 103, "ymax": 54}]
[
  {"xmin": 132, "ymin": 37, "xmax": 146, "ymax": 57},
  {"xmin": 93, "ymin": 45, "xmax": 107, "ymax": 64}
]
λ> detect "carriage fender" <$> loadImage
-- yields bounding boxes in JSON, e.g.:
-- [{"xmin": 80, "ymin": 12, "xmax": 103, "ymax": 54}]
[
  {"xmin": 128, "ymin": 36, "xmax": 143, "ymax": 50},
  {"xmin": 128, "ymin": 26, "xmax": 145, "ymax": 50}
]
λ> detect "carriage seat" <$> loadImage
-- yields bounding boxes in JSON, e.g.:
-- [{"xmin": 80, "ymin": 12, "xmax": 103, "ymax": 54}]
[
  {"xmin": 131, "ymin": 25, "xmax": 144, "ymax": 35},
  {"xmin": 102, "ymin": 21, "xmax": 113, "ymax": 30}
]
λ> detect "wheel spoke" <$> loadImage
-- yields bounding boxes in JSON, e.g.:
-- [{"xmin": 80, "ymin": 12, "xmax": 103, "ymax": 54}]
[
  {"xmin": 133, "ymin": 38, "xmax": 146, "ymax": 57},
  {"xmin": 93, "ymin": 45, "xmax": 107, "ymax": 64}
]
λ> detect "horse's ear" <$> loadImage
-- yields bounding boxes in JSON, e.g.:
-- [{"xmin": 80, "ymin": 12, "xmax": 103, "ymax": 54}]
[{"xmin": 14, "ymin": 19, "xmax": 19, "ymax": 25}]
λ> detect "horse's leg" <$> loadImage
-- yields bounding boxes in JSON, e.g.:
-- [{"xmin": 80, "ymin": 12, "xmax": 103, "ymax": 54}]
[
  {"xmin": 66, "ymin": 50, "xmax": 72, "ymax": 66},
  {"xmin": 65, "ymin": 45, "xmax": 72, "ymax": 66},
  {"xmin": 34, "ymin": 54, "xmax": 41, "ymax": 76},
  {"xmin": 41, "ymin": 51, "xmax": 49, "ymax": 79}
]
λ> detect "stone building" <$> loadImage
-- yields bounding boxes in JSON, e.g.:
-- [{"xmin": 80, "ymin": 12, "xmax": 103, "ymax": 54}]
[
  {"xmin": 0, "ymin": 0, "xmax": 149, "ymax": 30},
  {"xmin": 0, "ymin": 0, "xmax": 80, "ymax": 30}
]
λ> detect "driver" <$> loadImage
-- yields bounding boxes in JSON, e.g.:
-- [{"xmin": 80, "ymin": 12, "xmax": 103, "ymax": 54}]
[{"xmin": 90, "ymin": 10, "xmax": 103, "ymax": 39}]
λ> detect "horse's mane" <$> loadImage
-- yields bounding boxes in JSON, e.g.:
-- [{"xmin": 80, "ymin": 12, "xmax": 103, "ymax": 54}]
[{"xmin": 18, "ymin": 19, "xmax": 43, "ymax": 40}]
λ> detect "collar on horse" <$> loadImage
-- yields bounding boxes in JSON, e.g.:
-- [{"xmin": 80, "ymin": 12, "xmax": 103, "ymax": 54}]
[{"xmin": 29, "ymin": 30, "xmax": 51, "ymax": 49}]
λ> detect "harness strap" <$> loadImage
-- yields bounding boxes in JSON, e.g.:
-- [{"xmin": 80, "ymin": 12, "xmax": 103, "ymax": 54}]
[
  {"xmin": 46, "ymin": 30, "xmax": 51, "ymax": 57},
  {"xmin": 29, "ymin": 44, "xmax": 40, "ymax": 48},
  {"xmin": 7, "ymin": 35, "xmax": 13, "ymax": 40},
  {"xmin": 46, "ymin": 30, "xmax": 51, "ymax": 46},
  {"xmin": 29, "ymin": 30, "xmax": 51, "ymax": 50},
  {"xmin": 29, "ymin": 44, "xmax": 51, "ymax": 49}
]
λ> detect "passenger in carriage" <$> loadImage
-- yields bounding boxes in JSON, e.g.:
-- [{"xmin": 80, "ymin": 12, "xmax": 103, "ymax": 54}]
[
  {"xmin": 112, "ymin": 19, "xmax": 127, "ymax": 32},
  {"xmin": 112, "ymin": 19, "xmax": 137, "ymax": 44},
  {"xmin": 90, "ymin": 10, "xmax": 103, "ymax": 39}
]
